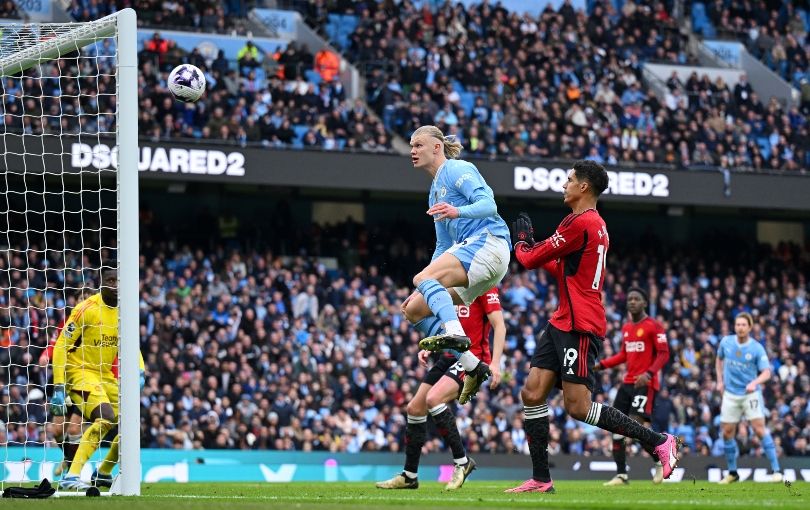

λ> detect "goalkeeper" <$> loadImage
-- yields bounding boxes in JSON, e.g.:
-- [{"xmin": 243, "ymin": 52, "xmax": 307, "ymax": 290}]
[
  {"xmin": 50, "ymin": 265, "xmax": 143, "ymax": 490},
  {"xmin": 41, "ymin": 287, "xmax": 94, "ymax": 476}
]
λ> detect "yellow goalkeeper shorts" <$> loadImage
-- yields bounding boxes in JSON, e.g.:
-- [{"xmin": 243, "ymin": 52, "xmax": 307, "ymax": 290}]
[{"xmin": 67, "ymin": 376, "xmax": 119, "ymax": 420}]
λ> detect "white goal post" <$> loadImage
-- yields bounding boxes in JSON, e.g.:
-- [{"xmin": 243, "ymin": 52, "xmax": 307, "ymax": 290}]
[{"xmin": 0, "ymin": 8, "xmax": 139, "ymax": 496}]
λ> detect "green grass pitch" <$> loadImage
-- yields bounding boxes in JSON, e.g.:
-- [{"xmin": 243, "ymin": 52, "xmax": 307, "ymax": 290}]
[{"xmin": 12, "ymin": 481, "xmax": 805, "ymax": 509}]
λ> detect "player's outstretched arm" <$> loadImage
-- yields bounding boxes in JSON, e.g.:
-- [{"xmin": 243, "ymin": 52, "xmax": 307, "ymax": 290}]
[
  {"xmin": 715, "ymin": 355, "xmax": 725, "ymax": 394},
  {"xmin": 487, "ymin": 309, "xmax": 506, "ymax": 388},
  {"xmin": 597, "ymin": 340, "xmax": 628, "ymax": 371},
  {"xmin": 514, "ymin": 214, "xmax": 581, "ymax": 270},
  {"xmin": 51, "ymin": 333, "xmax": 69, "ymax": 416},
  {"xmin": 646, "ymin": 328, "xmax": 671, "ymax": 375},
  {"xmin": 450, "ymin": 162, "xmax": 498, "ymax": 219},
  {"xmin": 746, "ymin": 368, "xmax": 771, "ymax": 393}
]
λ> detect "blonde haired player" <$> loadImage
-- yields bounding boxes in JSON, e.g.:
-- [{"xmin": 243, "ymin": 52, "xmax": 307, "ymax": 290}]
[
  {"xmin": 404, "ymin": 125, "xmax": 511, "ymax": 405},
  {"xmin": 50, "ymin": 264, "xmax": 142, "ymax": 490}
]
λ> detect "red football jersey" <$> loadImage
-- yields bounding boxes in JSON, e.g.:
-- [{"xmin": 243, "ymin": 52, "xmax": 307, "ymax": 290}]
[
  {"xmin": 39, "ymin": 318, "xmax": 65, "ymax": 365},
  {"xmin": 600, "ymin": 317, "xmax": 669, "ymax": 390},
  {"xmin": 515, "ymin": 209, "xmax": 609, "ymax": 337},
  {"xmin": 457, "ymin": 287, "xmax": 501, "ymax": 364}
]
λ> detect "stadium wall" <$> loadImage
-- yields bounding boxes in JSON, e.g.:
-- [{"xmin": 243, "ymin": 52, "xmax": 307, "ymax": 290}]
[
  {"xmin": 3, "ymin": 448, "xmax": 809, "ymax": 483},
  {"xmin": 2, "ymin": 135, "xmax": 810, "ymax": 211}
]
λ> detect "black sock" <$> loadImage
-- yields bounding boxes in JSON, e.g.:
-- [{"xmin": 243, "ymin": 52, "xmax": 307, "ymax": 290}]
[
  {"xmin": 64, "ymin": 436, "xmax": 80, "ymax": 467},
  {"xmin": 429, "ymin": 404, "xmax": 466, "ymax": 461},
  {"xmin": 404, "ymin": 415, "xmax": 427, "ymax": 475},
  {"xmin": 585, "ymin": 403, "xmax": 665, "ymax": 450},
  {"xmin": 612, "ymin": 434, "xmax": 627, "ymax": 475},
  {"xmin": 524, "ymin": 404, "xmax": 551, "ymax": 482}
]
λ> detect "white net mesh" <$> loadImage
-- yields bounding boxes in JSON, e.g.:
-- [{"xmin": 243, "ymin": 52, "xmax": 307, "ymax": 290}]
[{"xmin": 0, "ymin": 18, "xmax": 121, "ymax": 492}]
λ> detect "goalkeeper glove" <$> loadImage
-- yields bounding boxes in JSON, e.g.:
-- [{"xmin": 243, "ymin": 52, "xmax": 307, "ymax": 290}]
[
  {"xmin": 512, "ymin": 212, "xmax": 535, "ymax": 248},
  {"xmin": 50, "ymin": 385, "xmax": 66, "ymax": 416}
]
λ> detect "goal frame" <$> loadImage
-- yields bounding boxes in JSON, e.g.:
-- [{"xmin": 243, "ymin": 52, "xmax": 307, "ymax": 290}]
[{"xmin": 0, "ymin": 8, "xmax": 140, "ymax": 496}]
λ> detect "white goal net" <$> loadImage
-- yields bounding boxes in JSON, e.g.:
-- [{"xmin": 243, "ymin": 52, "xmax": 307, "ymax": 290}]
[{"xmin": 0, "ymin": 9, "xmax": 139, "ymax": 496}]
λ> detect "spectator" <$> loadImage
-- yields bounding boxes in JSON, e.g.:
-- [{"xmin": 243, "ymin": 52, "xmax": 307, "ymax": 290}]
[{"xmin": 315, "ymin": 48, "xmax": 340, "ymax": 83}]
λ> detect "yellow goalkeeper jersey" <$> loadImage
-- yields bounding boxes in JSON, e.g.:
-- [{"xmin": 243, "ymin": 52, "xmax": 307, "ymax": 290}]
[{"xmin": 53, "ymin": 293, "xmax": 118, "ymax": 390}]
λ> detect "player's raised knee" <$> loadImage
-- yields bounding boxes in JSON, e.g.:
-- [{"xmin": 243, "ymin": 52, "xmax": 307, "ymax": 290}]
[
  {"xmin": 406, "ymin": 400, "xmax": 427, "ymax": 417},
  {"xmin": 412, "ymin": 272, "xmax": 428, "ymax": 287},
  {"xmin": 401, "ymin": 301, "xmax": 421, "ymax": 324},
  {"xmin": 94, "ymin": 417, "xmax": 115, "ymax": 435},
  {"xmin": 425, "ymin": 393, "xmax": 447, "ymax": 410},
  {"xmin": 521, "ymin": 387, "xmax": 545, "ymax": 406},
  {"xmin": 563, "ymin": 395, "xmax": 591, "ymax": 421}
]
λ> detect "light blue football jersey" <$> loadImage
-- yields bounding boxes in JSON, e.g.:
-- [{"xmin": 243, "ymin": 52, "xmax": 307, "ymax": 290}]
[
  {"xmin": 717, "ymin": 335, "xmax": 770, "ymax": 396},
  {"xmin": 428, "ymin": 159, "xmax": 510, "ymax": 259}
]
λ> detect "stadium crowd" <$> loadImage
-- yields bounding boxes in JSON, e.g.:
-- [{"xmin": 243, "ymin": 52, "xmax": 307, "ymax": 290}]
[
  {"xmin": 0, "ymin": 33, "xmax": 391, "ymax": 153},
  {"xmin": 704, "ymin": 0, "xmax": 809, "ymax": 89},
  {"xmin": 1, "ymin": 217, "xmax": 809, "ymax": 460},
  {"xmin": 137, "ymin": 36, "xmax": 392, "ymax": 151},
  {"xmin": 2, "ymin": 0, "xmax": 808, "ymax": 167},
  {"xmin": 338, "ymin": 0, "xmax": 809, "ymax": 171},
  {"xmin": 68, "ymin": 0, "xmax": 249, "ymax": 34}
]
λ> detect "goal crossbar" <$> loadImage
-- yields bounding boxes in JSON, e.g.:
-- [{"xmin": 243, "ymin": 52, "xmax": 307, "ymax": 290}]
[{"xmin": 0, "ymin": 13, "xmax": 119, "ymax": 75}]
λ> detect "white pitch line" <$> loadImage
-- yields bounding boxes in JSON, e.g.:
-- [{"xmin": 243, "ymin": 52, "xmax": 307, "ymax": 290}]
[{"xmin": 149, "ymin": 494, "xmax": 791, "ymax": 507}]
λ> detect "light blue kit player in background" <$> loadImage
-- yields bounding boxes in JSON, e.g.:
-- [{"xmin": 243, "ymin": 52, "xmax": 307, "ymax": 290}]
[
  {"xmin": 715, "ymin": 312, "xmax": 783, "ymax": 484},
  {"xmin": 400, "ymin": 125, "xmax": 511, "ymax": 403}
]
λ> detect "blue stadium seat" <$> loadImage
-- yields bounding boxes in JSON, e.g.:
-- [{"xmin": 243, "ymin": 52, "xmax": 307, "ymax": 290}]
[
  {"xmin": 253, "ymin": 67, "xmax": 266, "ymax": 83},
  {"xmin": 459, "ymin": 92, "xmax": 475, "ymax": 116},
  {"xmin": 691, "ymin": 2, "xmax": 716, "ymax": 36},
  {"xmin": 293, "ymin": 125, "xmax": 309, "ymax": 147},
  {"xmin": 326, "ymin": 14, "xmax": 342, "ymax": 43},
  {"xmin": 305, "ymin": 69, "xmax": 322, "ymax": 85},
  {"xmin": 674, "ymin": 423, "xmax": 696, "ymax": 449},
  {"xmin": 451, "ymin": 80, "xmax": 466, "ymax": 94},
  {"xmin": 756, "ymin": 137, "xmax": 771, "ymax": 160},
  {"xmin": 336, "ymin": 26, "xmax": 354, "ymax": 49},
  {"xmin": 340, "ymin": 15, "xmax": 359, "ymax": 33},
  {"xmin": 799, "ymin": 9, "xmax": 810, "ymax": 32}
]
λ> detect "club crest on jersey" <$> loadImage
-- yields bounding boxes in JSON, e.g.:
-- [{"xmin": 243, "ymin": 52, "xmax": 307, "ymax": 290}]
[
  {"xmin": 551, "ymin": 230, "xmax": 566, "ymax": 248},
  {"xmin": 440, "ymin": 186, "xmax": 447, "ymax": 198},
  {"xmin": 745, "ymin": 353, "xmax": 752, "ymax": 360},
  {"xmin": 636, "ymin": 328, "xmax": 644, "ymax": 337}
]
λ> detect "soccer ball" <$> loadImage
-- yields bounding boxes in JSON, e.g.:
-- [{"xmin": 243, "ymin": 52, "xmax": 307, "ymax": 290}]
[{"xmin": 168, "ymin": 64, "xmax": 206, "ymax": 103}]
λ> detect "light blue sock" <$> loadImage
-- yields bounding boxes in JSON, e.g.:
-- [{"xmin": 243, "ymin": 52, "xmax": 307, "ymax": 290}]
[
  {"xmin": 762, "ymin": 432, "xmax": 780, "ymax": 472},
  {"xmin": 724, "ymin": 438, "xmax": 738, "ymax": 472},
  {"xmin": 416, "ymin": 279, "xmax": 458, "ymax": 325},
  {"xmin": 414, "ymin": 317, "xmax": 443, "ymax": 337}
]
